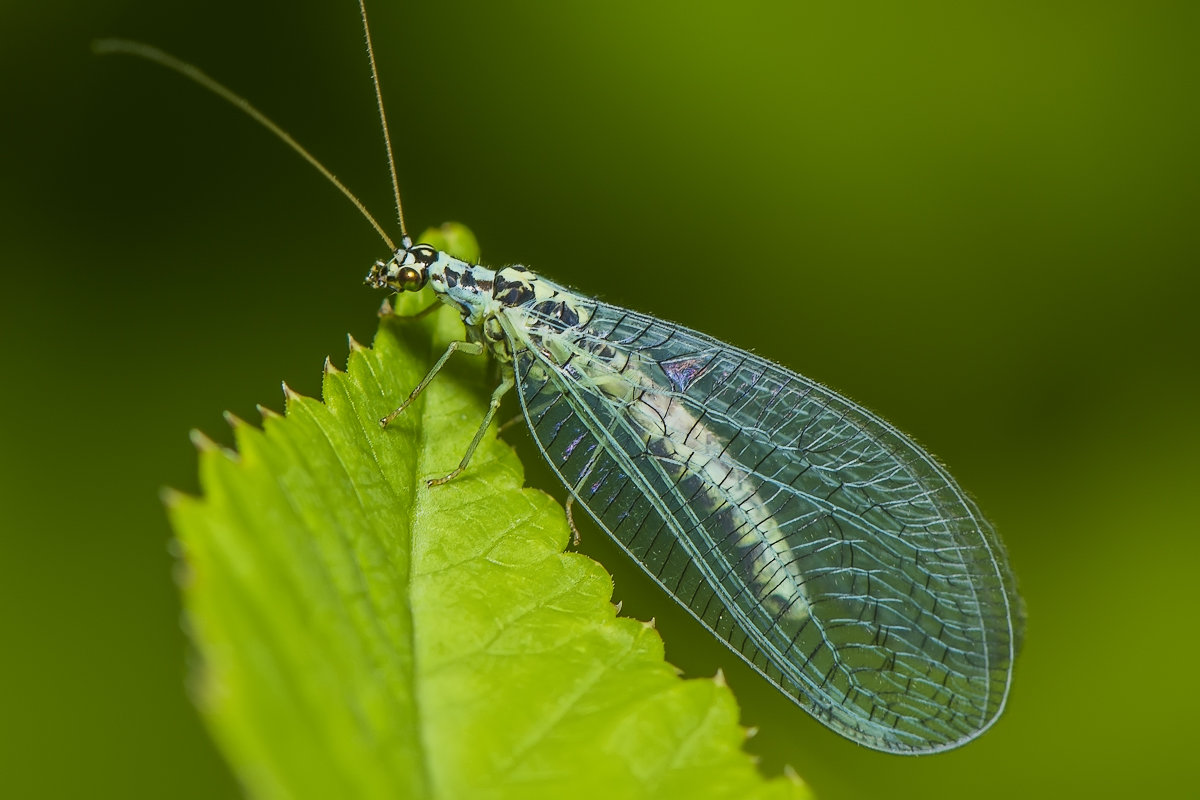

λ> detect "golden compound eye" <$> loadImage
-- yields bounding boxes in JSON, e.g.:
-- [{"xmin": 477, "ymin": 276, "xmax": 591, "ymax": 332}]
[{"xmin": 397, "ymin": 266, "xmax": 423, "ymax": 290}]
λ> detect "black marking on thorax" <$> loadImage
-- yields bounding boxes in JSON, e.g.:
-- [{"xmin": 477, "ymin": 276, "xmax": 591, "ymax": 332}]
[
  {"xmin": 493, "ymin": 272, "xmax": 535, "ymax": 306},
  {"xmin": 444, "ymin": 264, "xmax": 492, "ymax": 294}
]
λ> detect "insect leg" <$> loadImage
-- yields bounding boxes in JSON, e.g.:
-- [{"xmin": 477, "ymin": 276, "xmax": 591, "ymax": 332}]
[
  {"xmin": 562, "ymin": 448, "xmax": 604, "ymax": 547},
  {"xmin": 426, "ymin": 370, "xmax": 516, "ymax": 486},
  {"xmin": 496, "ymin": 413, "xmax": 525, "ymax": 434},
  {"xmin": 379, "ymin": 340, "xmax": 485, "ymax": 428},
  {"xmin": 564, "ymin": 496, "xmax": 582, "ymax": 547},
  {"xmin": 379, "ymin": 297, "xmax": 442, "ymax": 321}
]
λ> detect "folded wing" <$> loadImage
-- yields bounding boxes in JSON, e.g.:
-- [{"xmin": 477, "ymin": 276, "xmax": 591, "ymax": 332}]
[{"xmin": 506, "ymin": 301, "xmax": 1021, "ymax": 753}]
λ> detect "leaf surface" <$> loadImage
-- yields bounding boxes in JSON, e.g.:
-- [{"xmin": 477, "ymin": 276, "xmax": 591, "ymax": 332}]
[{"xmin": 168, "ymin": 225, "xmax": 811, "ymax": 800}]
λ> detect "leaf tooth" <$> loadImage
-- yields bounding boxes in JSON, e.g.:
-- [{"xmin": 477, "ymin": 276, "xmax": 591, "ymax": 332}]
[
  {"xmin": 713, "ymin": 668, "xmax": 727, "ymax": 687},
  {"xmin": 164, "ymin": 537, "xmax": 185, "ymax": 559},
  {"xmin": 643, "ymin": 617, "xmax": 657, "ymax": 630},
  {"xmin": 377, "ymin": 297, "xmax": 395, "ymax": 317},
  {"xmin": 323, "ymin": 355, "xmax": 344, "ymax": 375},
  {"xmin": 189, "ymin": 428, "xmax": 219, "ymax": 452},
  {"xmin": 347, "ymin": 334, "xmax": 366, "ymax": 353},
  {"xmin": 190, "ymin": 428, "xmax": 237, "ymax": 461},
  {"xmin": 744, "ymin": 725, "xmax": 759, "ymax": 740},
  {"xmin": 256, "ymin": 403, "xmax": 282, "ymax": 421},
  {"xmin": 281, "ymin": 382, "xmax": 311, "ymax": 419},
  {"xmin": 613, "ymin": 600, "xmax": 624, "ymax": 615},
  {"xmin": 223, "ymin": 410, "xmax": 249, "ymax": 429},
  {"xmin": 172, "ymin": 556, "xmax": 195, "ymax": 592},
  {"xmin": 159, "ymin": 486, "xmax": 191, "ymax": 508},
  {"xmin": 782, "ymin": 765, "xmax": 804, "ymax": 785}
]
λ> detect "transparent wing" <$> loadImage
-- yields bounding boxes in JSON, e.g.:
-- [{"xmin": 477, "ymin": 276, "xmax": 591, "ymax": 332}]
[{"xmin": 505, "ymin": 299, "xmax": 1022, "ymax": 753}]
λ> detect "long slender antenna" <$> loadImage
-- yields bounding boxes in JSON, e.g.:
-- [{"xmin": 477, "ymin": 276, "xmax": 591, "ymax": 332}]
[
  {"xmin": 93, "ymin": 38, "xmax": 396, "ymax": 252},
  {"xmin": 358, "ymin": 0, "xmax": 408, "ymax": 241}
]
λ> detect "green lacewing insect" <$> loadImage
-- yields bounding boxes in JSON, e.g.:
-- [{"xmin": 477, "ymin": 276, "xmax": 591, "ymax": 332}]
[{"xmin": 97, "ymin": 0, "xmax": 1022, "ymax": 754}]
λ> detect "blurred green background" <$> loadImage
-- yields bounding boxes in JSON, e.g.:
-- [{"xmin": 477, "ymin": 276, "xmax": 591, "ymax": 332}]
[{"xmin": 2, "ymin": 0, "xmax": 1197, "ymax": 797}]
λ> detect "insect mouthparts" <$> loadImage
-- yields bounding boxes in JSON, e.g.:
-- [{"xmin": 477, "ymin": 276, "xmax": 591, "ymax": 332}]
[{"xmin": 364, "ymin": 261, "xmax": 389, "ymax": 289}]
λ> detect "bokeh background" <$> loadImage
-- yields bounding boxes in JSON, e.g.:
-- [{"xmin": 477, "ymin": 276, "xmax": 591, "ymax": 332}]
[{"xmin": 3, "ymin": 0, "xmax": 1197, "ymax": 797}]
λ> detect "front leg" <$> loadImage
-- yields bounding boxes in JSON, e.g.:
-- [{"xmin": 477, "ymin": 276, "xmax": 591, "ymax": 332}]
[{"xmin": 379, "ymin": 340, "xmax": 486, "ymax": 428}]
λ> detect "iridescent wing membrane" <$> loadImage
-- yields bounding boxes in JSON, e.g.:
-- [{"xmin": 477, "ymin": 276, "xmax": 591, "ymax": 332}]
[{"xmin": 505, "ymin": 299, "xmax": 1021, "ymax": 753}]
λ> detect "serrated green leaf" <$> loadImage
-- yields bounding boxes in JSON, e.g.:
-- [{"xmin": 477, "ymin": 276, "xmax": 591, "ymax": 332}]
[{"xmin": 167, "ymin": 226, "xmax": 811, "ymax": 800}]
